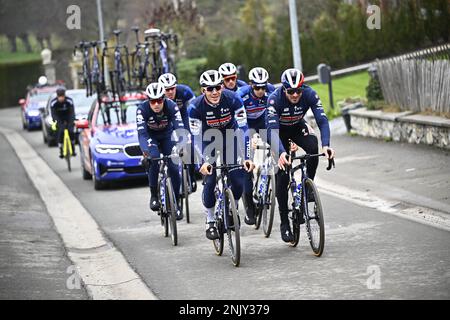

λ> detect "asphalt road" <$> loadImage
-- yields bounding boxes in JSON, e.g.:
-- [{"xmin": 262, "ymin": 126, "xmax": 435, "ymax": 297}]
[
  {"xmin": 1, "ymin": 107, "xmax": 449, "ymax": 299},
  {"xmin": 0, "ymin": 127, "xmax": 88, "ymax": 300}
]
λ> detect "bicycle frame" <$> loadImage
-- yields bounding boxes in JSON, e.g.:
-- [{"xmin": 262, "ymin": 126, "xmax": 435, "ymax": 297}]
[
  {"xmin": 158, "ymin": 160, "xmax": 169, "ymax": 215},
  {"xmin": 103, "ymin": 31, "xmax": 131, "ymax": 99},
  {"xmin": 145, "ymin": 31, "xmax": 177, "ymax": 82},
  {"xmin": 131, "ymin": 28, "xmax": 151, "ymax": 90},
  {"xmin": 74, "ymin": 42, "xmax": 92, "ymax": 96},
  {"xmin": 150, "ymin": 154, "xmax": 178, "ymax": 215},
  {"xmin": 63, "ymin": 127, "xmax": 73, "ymax": 157},
  {"xmin": 289, "ymin": 159, "xmax": 307, "ymax": 214},
  {"xmin": 91, "ymin": 42, "xmax": 104, "ymax": 88},
  {"xmin": 255, "ymin": 145, "xmax": 275, "ymax": 206},
  {"xmin": 212, "ymin": 164, "xmax": 243, "ymax": 230}
]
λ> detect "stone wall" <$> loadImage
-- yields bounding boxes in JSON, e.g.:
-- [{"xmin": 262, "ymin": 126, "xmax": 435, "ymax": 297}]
[{"xmin": 349, "ymin": 108, "xmax": 450, "ymax": 150}]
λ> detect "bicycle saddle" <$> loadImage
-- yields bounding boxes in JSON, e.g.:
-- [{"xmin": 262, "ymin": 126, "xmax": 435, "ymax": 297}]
[{"xmin": 144, "ymin": 28, "xmax": 161, "ymax": 37}]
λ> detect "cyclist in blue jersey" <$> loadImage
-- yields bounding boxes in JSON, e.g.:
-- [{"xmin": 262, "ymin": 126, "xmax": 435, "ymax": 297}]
[
  {"xmin": 219, "ymin": 62, "xmax": 247, "ymax": 92},
  {"xmin": 236, "ymin": 67, "xmax": 275, "ymax": 225},
  {"xmin": 188, "ymin": 70, "xmax": 254, "ymax": 240},
  {"xmin": 266, "ymin": 69, "xmax": 335, "ymax": 242},
  {"xmin": 158, "ymin": 73, "xmax": 197, "ymax": 192},
  {"xmin": 137, "ymin": 82, "xmax": 187, "ymax": 220}
]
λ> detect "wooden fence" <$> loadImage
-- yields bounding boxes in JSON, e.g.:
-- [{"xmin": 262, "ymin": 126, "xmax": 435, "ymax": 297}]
[{"xmin": 376, "ymin": 43, "xmax": 450, "ymax": 114}]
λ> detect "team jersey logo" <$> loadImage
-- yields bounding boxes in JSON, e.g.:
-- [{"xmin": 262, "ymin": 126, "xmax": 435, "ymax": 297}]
[
  {"xmin": 189, "ymin": 118, "xmax": 201, "ymax": 135},
  {"xmin": 136, "ymin": 114, "xmax": 144, "ymax": 124}
]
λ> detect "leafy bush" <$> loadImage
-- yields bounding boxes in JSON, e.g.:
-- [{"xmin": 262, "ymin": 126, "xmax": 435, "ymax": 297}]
[{"xmin": 366, "ymin": 76, "xmax": 384, "ymax": 103}]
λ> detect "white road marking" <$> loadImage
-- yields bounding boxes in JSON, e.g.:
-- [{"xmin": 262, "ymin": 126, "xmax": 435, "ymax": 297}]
[
  {"xmin": 0, "ymin": 127, "xmax": 158, "ymax": 300},
  {"xmin": 333, "ymin": 154, "xmax": 379, "ymax": 164},
  {"xmin": 315, "ymin": 177, "xmax": 450, "ymax": 232}
]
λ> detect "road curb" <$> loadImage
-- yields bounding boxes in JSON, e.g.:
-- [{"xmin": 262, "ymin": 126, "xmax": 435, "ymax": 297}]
[{"xmin": 0, "ymin": 126, "xmax": 158, "ymax": 300}]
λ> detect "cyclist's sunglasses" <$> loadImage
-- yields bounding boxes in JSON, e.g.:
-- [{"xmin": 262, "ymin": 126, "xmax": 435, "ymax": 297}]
[
  {"xmin": 205, "ymin": 85, "xmax": 222, "ymax": 92},
  {"xmin": 223, "ymin": 76, "xmax": 237, "ymax": 82},
  {"xmin": 253, "ymin": 85, "xmax": 267, "ymax": 91},
  {"xmin": 165, "ymin": 86, "xmax": 176, "ymax": 92},
  {"xmin": 150, "ymin": 98, "xmax": 164, "ymax": 104},
  {"xmin": 284, "ymin": 86, "xmax": 304, "ymax": 95}
]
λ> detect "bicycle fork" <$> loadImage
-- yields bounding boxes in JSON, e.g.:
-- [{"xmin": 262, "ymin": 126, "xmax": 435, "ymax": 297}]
[{"xmin": 63, "ymin": 129, "xmax": 73, "ymax": 157}]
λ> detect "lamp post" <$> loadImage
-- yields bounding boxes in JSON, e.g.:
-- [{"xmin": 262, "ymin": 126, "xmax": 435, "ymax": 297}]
[
  {"xmin": 289, "ymin": 0, "xmax": 303, "ymax": 71},
  {"xmin": 96, "ymin": 0, "xmax": 109, "ymax": 87}
]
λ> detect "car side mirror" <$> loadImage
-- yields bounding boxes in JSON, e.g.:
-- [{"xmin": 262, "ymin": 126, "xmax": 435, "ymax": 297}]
[
  {"xmin": 19, "ymin": 99, "xmax": 26, "ymax": 106},
  {"xmin": 75, "ymin": 119, "xmax": 89, "ymax": 129}
]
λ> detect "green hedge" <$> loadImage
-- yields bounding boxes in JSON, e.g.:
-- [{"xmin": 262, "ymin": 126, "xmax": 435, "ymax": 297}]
[
  {"xmin": 0, "ymin": 59, "xmax": 42, "ymax": 108},
  {"xmin": 206, "ymin": 0, "xmax": 449, "ymax": 78}
]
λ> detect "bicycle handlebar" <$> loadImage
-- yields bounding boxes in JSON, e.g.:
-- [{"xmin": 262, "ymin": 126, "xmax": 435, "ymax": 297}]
[
  {"xmin": 287, "ymin": 152, "xmax": 335, "ymax": 171},
  {"xmin": 148, "ymin": 154, "xmax": 179, "ymax": 162},
  {"xmin": 204, "ymin": 163, "xmax": 250, "ymax": 177}
]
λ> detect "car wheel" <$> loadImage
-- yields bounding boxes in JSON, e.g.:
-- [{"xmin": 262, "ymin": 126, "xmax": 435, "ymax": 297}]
[
  {"xmin": 91, "ymin": 158, "xmax": 105, "ymax": 190},
  {"xmin": 81, "ymin": 149, "xmax": 92, "ymax": 180}
]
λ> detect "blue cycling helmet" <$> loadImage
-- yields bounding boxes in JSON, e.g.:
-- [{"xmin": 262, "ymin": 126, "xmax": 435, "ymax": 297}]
[{"xmin": 281, "ymin": 68, "xmax": 305, "ymax": 89}]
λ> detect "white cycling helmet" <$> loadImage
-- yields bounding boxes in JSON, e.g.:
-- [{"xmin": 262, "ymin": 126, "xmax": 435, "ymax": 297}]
[
  {"xmin": 158, "ymin": 73, "xmax": 177, "ymax": 89},
  {"xmin": 218, "ymin": 62, "xmax": 237, "ymax": 77},
  {"xmin": 199, "ymin": 70, "xmax": 223, "ymax": 87},
  {"xmin": 281, "ymin": 68, "xmax": 305, "ymax": 89},
  {"xmin": 249, "ymin": 67, "xmax": 269, "ymax": 84},
  {"xmin": 145, "ymin": 82, "xmax": 165, "ymax": 100}
]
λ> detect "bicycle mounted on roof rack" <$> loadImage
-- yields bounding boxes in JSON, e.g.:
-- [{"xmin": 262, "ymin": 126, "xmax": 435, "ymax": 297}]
[{"xmin": 73, "ymin": 27, "xmax": 178, "ymax": 103}]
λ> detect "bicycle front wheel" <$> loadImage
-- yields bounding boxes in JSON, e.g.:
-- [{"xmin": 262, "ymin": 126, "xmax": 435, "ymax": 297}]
[
  {"xmin": 66, "ymin": 152, "xmax": 71, "ymax": 172},
  {"xmin": 254, "ymin": 167, "xmax": 262, "ymax": 230},
  {"xmin": 64, "ymin": 130, "xmax": 72, "ymax": 172},
  {"xmin": 289, "ymin": 189, "xmax": 300, "ymax": 248},
  {"xmin": 304, "ymin": 178, "xmax": 325, "ymax": 257},
  {"xmin": 225, "ymin": 189, "xmax": 240, "ymax": 267},
  {"xmin": 182, "ymin": 165, "xmax": 190, "ymax": 223},
  {"xmin": 262, "ymin": 172, "xmax": 276, "ymax": 238},
  {"xmin": 158, "ymin": 180, "xmax": 169, "ymax": 238},
  {"xmin": 213, "ymin": 218, "xmax": 224, "ymax": 256},
  {"xmin": 166, "ymin": 177, "xmax": 178, "ymax": 246}
]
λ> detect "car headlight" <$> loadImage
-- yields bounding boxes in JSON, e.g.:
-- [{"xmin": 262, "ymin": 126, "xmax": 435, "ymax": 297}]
[
  {"xmin": 95, "ymin": 144, "xmax": 124, "ymax": 154},
  {"xmin": 28, "ymin": 110, "xmax": 40, "ymax": 117}
]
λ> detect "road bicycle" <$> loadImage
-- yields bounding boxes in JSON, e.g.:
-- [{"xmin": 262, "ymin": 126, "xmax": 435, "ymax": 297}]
[
  {"xmin": 90, "ymin": 41, "xmax": 106, "ymax": 97},
  {"xmin": 144, "ymin": 154, "xmax": 179, "ymax": 246},
  {"xmin": 74, "ymin": 42, "xmax": 92, "ymax": 97},
  {"xmin": 144, "ymin": 28, "xmax": 178, "ymax": 82},
  {"xmin": 59, "ymin": 120, "xmax": 75, "ymax": 172},
  {"xmin": 180, "ymin": 159, "xmax": 192, "ymax": 224},
  {"xmin": 130, "ymin": 26, "xmax": 151, "ymax": 90},
  {"xmin": 252, "ymin": 143, "xmax": 276, "ymax": 237},
  {"xmin": 206, "ymin": 162, "xmax": 245, "ymax": 267},
  {"xmin": 286, "ymin": 147, "xmax": 334, "ymax": 256},
  {"xmin": 103, "ymin": 30, "xmax": 131, "ymax": 99}
]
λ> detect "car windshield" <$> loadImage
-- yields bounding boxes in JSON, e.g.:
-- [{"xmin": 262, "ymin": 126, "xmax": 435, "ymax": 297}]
[
  {"xmin": 30, "ymin": 92, "xmax": 52, "ymax": 103},
  {"xmin": 96, "ymin": 100, "xmax": 140, "ymax": 126},
  {"xmin": 69, "ymin": 92, "xmax": 97, "ymax": 114}
]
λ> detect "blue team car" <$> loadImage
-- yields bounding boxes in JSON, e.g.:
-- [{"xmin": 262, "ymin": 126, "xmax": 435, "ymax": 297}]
[{"xmin": 78, "ymin": 93, "xmax": 149, "ymax": 190}]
